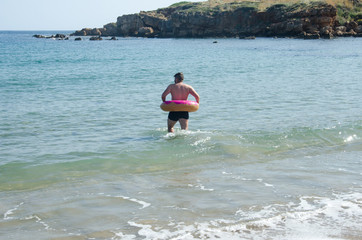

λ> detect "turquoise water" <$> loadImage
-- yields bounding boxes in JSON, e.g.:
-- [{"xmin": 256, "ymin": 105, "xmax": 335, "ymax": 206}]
[{"xmin": 0, "ymin": 31, "xmax": 361, "ymax": 239}]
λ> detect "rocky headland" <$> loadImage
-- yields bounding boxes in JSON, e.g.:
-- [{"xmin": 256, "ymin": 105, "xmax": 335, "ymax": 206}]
[{"xmin": 71, "ymin": 0, "xmax": 362, "ymax": 39}]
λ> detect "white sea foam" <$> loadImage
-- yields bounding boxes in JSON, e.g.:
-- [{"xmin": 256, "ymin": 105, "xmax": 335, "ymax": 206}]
[
  {"xmin": 191, "ymin": 136, "xmax": 211, "ymax": 146},
  {"xmin": 227, "ymin": 175, "xmax": 273, "ymax": 188},
  {"xmin": 162, "ymin": 129, "xmax": 213, "ymax": 140},
  {"xmin": 98, "ymin": 193, "xmax": 151, "ymax": 209},
  {"xmin": 256, "ymin": 178, "xmax": 274, "ymax": 187},
  {"xmin": 4, "ymin": 202, "xmax": 55, "ymax": 231},
  {"xmin": 3, "ymin": 202, "xmax": 24, "ymax": 220},
  {"xmin": 116, "ymin": 196, "xmax": 151, "ymax": 209},
  {"xmin": 113, "ymin": 231, "xmax": 136, "ymax": 240},
  {"xmin": 24, "ymin": 215, "xmax": 53, "ymax": 230},
  {"xmin": 117, "ymin": 193, "xmax": 362, "ymax": 240},
  {"xmin": 188, "ymin": 183, "xmax": 214, "ymax": 192},
  {"xmin": 344, "ymin": 134, "xmax": 358, "ymax": 143}
]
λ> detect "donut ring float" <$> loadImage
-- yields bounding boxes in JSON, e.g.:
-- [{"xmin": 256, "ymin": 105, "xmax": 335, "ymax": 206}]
[{"xmin": 160, "ymin": 100, "xmax": 199, "ymax": 112}]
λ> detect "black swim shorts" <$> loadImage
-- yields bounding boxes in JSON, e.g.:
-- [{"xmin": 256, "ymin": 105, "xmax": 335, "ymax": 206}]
[{"xmin": 168, "ymin": 111, "xmax": 189, "ymax": 121}]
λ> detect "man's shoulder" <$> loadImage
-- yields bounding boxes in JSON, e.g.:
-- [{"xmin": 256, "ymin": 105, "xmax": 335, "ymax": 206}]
[
  {"xmin": 185, "ymin": 84, "xmax": 195, "ymax": 90},
  {"xmin": 181, "ymin": 83, "xmax": 192, "ymax": 88}
]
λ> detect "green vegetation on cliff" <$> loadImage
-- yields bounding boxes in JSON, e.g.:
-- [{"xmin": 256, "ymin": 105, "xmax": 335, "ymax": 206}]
[
  {"xmin": 166, "ymin": 0, "xmax": 362, "ymax": 23},
  {"xmin": 166, "ymin": 1, "xmax": 259, "ymax": 13},
  {"xmin": 336, "ymin": 2, "xmax": 362, "ymax": 24}
]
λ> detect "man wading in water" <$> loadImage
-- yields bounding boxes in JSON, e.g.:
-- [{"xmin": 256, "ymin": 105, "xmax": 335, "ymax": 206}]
[{"xmin": 162, "ymin": 72, "xmax": 200, "ymax": 132}]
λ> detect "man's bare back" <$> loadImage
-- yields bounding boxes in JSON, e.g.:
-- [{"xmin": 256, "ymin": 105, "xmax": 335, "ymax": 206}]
[
  {"xmin": 161, "ymin": 72, "xmax": 200, "ymax": 132},
  {"xmin": 162, "ymin": 82, "xmax": 199, "ymax": 102}
]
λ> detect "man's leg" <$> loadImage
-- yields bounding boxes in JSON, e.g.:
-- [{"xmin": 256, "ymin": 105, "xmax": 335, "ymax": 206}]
[
  {"xmin": 179, "ymin": 118, "xmax": 188, "ymax": 130},
  {"xmin": 168, "ymin": 119, "xmax": 177, "ymax": 132}
]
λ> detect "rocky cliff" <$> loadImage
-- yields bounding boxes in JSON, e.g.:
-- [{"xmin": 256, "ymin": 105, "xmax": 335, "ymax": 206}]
[{"xmin": 72, "ymin": 1, "xmax": 362, "ymax": 39}]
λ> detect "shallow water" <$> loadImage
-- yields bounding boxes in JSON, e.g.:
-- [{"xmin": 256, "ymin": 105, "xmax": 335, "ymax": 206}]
[{"xmin": 0, "ymin": 31, "xmax": 361, "ymax": 239}]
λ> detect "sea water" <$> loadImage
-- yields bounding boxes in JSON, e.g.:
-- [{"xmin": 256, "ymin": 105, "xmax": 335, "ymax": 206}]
[{"xmin": 0, "ymin": 31, "xmax": 361, "ymax": 239}]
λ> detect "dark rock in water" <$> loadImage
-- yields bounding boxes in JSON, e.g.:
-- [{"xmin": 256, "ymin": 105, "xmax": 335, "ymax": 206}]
[
  {"xmin": 75, "ymin": 37, "xmax": 82, "ymax": 41},
  {"xmin": 109, "ymin": 36, "xmax": 117, "ymax": 40},
  {"xmin": 33, "ymin": 34, "xmax": 46, "ymax": 38},
  {"xmin": 55, "ymin": 34, "xmax": 66, "ymax": 39},
  {"xmin": 213, "ymin": 41, "xmax": 218, "ymax": 43},
  {"xmin": 89, "ymin": 36, "xmax": 103, "ymax": 41},
  {"xmin": 33, "ymin": 33, "xmax": 68, "ymax": 40},
  {"xmin": 240, "ymin": 36, "xmax": 256, "ymax": 39}
]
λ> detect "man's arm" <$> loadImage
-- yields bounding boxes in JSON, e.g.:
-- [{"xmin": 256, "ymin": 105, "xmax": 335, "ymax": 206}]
[
  {"xmin": 189, "ymin": 87, "xmax": 200, "ymax": 103},
  {"xmin": 162, "ymin": 85, "xmax": 172, "ymax": 102}
]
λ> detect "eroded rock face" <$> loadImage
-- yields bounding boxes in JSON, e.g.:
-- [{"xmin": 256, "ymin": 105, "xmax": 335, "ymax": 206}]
[
  {"xmin": 357, "ymin": 25, "xmax": 362, "ymax": 33},
  {"xmin": 71, "ymin": 2, "xmax": 361, "ymax": 39},
  {"xmin": 117, "ymin": 14, "xmax": 144, "ymax": 36},
  {"xmin": 72, "ymin": 23, "xmax": 117, "ymax": 37},
  {"xmin": 138, "ymin": 27, "xmax": 154, "ymax": 37},
  {"xmin": 153, "ymin": 3, "xmax": 338, "ymax": 38}
]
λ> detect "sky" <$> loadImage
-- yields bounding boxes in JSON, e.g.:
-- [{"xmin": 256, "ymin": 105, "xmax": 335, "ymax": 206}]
[{"xmin": 0, "ymin": 0, "xmax": 203, "ymax": 30}]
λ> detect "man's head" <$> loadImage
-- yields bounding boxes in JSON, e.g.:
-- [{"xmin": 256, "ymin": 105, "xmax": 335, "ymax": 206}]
[{"xmin": 174, "ymin": 72, "xmax": 184, "ymax": 83}]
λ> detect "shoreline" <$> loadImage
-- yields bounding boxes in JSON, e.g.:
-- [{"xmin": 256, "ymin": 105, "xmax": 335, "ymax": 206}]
[{"xmin": 31, "ymin": 33, "xmax": 362, "ymax": 41}]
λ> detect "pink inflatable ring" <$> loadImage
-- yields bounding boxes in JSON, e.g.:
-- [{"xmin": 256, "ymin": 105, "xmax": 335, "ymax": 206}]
[{"xmin": 160, "ymin": 100, "xmax": 199, "ymax": 112}]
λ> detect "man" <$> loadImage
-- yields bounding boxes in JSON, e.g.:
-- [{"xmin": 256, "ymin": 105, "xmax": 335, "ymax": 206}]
[{"xmin": 162, "ymin": 72, "xmax": 200, "ymax": 132}]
